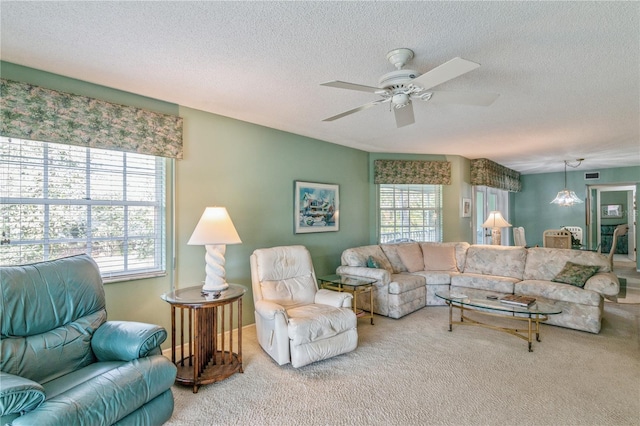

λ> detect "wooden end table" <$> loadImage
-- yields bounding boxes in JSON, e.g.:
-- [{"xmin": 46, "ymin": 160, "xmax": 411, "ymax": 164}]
[{"xmin": 161, "ymin": 283, "xmax": 245, "ymax": 392}]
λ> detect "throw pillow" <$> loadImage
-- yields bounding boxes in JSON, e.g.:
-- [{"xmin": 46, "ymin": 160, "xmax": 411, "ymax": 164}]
[
  {"xmin": 396, "ymin": 244, "xmax": 424, "ymax": 273},
  {"xmin": 367, "ymin": 255, "xmax": 380, "ymax": 269},
  {"xmin": 551, "ymin": 261, "xmax": 600, "ymax": 288},
  {"xmin": 422, "ymin": 244, "xmax": 458, "ymax": 272}
]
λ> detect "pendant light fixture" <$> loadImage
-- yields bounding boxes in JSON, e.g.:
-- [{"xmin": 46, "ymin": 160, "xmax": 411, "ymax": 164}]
[{"xmin": 550, "ymin": 159, "xmax": 584, "ymax": 206}]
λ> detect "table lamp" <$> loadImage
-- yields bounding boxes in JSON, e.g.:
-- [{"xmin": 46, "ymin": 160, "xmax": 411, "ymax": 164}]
[
  {"xmin": 187, "ymin": 207, "xmax": 242, "ymax": 293},
  {"xmin": 481, "ymin": 211, "xmax": 512, "ymax": 245}
]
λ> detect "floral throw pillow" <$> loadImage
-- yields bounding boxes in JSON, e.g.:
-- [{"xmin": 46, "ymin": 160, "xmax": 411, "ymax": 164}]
[{"xmin": 551, "ymin": 261, "xmax": 600, "ymax": 288}]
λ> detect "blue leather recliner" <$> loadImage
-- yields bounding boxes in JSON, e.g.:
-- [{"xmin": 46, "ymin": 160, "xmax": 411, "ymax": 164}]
[{"xmin": 0, "ymin": 254, "xmax": 177, "ymax": 425}]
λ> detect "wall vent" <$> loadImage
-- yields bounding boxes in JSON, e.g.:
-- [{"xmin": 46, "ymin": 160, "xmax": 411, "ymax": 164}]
[{"xmin": 584, "ymin": 172, "xmax": 600, "ymax": 180}]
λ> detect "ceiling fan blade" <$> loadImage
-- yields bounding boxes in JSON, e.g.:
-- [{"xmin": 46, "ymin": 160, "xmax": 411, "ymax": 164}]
[
  {"xmin": 411, "ymin": 57, "xmax": 480, "ymax": 91},
  {"xmin": 322, "ymin": 99, "xmax": 386, "ymax": 122},
  {"xmin": 394, "ymin": 103, "xmax": 415, "ymax": 128},
  {"xmin": 427, "ymin": 90, "xmax": 500, "ymax": 106},
  {"xmin": 321, "ymin": 80, "xmax": 381, "ymax": 93}
]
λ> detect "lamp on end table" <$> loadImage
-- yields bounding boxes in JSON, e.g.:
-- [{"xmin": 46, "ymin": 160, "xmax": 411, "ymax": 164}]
[
  {"xmin": 482, "ymin": 211, "xmax": 512, "ymax": 245},
  {"xmin": 187, "ymin": 207, "xmax": 242, "ymax": 293}
]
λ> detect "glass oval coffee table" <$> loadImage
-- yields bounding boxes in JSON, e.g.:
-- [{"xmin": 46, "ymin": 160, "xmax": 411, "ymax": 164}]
[{"xmin": 435, "ymin": 290, "xmax": 562, "ymax": 352}]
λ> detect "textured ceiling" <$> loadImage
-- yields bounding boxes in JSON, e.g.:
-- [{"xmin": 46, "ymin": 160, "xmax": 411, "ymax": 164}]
[{"xmin": 1, "ymin": 1, "xmax": 638, "ymax": 174}]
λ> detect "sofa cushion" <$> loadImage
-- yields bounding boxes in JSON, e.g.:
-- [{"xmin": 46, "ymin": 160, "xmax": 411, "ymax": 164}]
[
  {"xmin": 380, "ymin": 243, "xmax": 411, "ymax": 273},
  {"xmin": 287, "ymin": 304, "xmax": 356, "ymax": 345},
  {"xmin": 341, "ymin": 245, "xmax": 393, "ymax": 273},
  {"xmin": 551, "ymin": 261, "xmax": 600, "ymax": 288},
  {"xmin": 450, "ymin": 273, "xmax": 518, "ymax": 293},
  {"xmin": 411, "ymin": 270, "xmax": 459, "ymax": 285},
  {"xmin": 396, "ymin": 244, "xmax": 424, "ymax": 272},
  {"xmin": 14, "ymin": 356, "xmax": 177, "ymax": 426},
  {"xmin": 1, "ymin": 311, "xmax": 106, "ymax": 385},
  {"xmin": 0, "ymin": 254, "xmax": 105, "ymax": 338},
  {"xmin": 422, "ymin": 244, "xmax": 458, "ymax": 272},
  {"xmin": 523, "ymin": 247, "xmax": 609, "ymax": 280},
  {"xmin": 420, "ymin": 242, "xmax": 470, "ymax": 272},
  {"xmin": 463, "ymin": 245, "xmax": 527, "ymax": 280},
  {"xmin": 515, "ymin": 280, "xmax": 601, "ymax": 306},
  {"xmin": 388, "ymin": 274, "xmax": 425, "ymax": 294}
]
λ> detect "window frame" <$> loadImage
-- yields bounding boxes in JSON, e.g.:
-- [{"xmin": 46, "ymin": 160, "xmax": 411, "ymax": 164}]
[
  {"xmin": 378, "ymin": 184, "xmax": 443, "ymax": 243},
  {"xmin": 0, "ymin": 137, "xmax": 167, "ymax": 282}
]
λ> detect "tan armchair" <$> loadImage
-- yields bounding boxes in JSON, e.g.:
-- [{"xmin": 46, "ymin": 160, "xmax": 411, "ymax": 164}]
[{"xmin": 250, "ymin": 245, "xmax": 358, "ymax": 368}]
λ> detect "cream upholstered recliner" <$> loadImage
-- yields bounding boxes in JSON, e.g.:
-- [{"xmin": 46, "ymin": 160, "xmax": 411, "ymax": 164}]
[{"xmin": 250, "ymin": 245, "xmax": 358, "ymax": 368}]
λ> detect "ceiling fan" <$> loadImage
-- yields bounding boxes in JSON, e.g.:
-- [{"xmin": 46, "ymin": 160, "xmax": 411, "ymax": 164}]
[{"xmin": 321, "ymin": 48, "xmax": 500, "ymax": 128}]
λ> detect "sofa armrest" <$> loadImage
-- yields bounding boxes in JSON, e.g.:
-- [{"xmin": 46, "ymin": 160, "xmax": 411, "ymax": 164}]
[
  {"xmin": 255, "ymin": 300, "xmax": 287, "ymax": 321},
  {"xmin": 336, "ymin": 266, "xmax": 391, "ymax": 284},
  {"xmin": 0, "ymin": 372, "xmax": 45, "ymax": 416},
  {"xmin": 584, "ymin": 272, "xmax": 619, "ymax": 296},
  {"xmin": 315, "ymin": 289, "xmax": 353, "ymax": 308},
  {"xmin": 91, "ymin": 321, "xmax": 167, "ymax": 362}
]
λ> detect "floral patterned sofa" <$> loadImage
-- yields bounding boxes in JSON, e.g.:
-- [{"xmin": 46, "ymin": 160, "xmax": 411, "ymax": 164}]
[{"xmin": 337, "ymin": 242, "xmax": 619, "ymax": 333}]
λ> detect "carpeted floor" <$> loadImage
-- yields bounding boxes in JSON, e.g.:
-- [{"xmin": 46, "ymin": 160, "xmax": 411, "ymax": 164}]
[{"xmin": 167, "ymin": 302, "xmax": 640, "ymax": 426}]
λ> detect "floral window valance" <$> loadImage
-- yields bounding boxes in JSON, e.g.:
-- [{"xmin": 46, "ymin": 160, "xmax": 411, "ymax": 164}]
[
  {"xmin": 374, "ymin": 160, "xmax": 451, "ymax": 185},
  {"xmin": 0, "ymin": 78, "xmax": 183, "ymax": 159},
  {"xmin": 470, "ymin": 158, "xmax": 521, "ymax": 192}
]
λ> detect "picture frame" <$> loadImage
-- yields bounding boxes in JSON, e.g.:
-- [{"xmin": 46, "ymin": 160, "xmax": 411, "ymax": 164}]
[
  {"xmin": 601, "ymin": 204, "xmax": 623, "ymax": 219},
  {"xmin": 461, "ymin": 197, "xmax": 472, "ymax": 218},
  {"xmin": 294, "ymin": 181, "xmax": 339, "ymax": 233}
]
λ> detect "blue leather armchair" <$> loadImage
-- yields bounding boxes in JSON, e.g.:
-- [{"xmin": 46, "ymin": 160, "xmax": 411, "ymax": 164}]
[{"xmin": 0, "ymin": 254, "xmax": 177, "ymax": 425}]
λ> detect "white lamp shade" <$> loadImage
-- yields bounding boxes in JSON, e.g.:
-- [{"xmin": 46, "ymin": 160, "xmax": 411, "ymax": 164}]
[
  {"xmin": 188, "ymin": 207, "xmax": 242, "ymax": 245},
  {"xmin": 481, "ymin": 211, "xmax": 512, "ymax": 228}
]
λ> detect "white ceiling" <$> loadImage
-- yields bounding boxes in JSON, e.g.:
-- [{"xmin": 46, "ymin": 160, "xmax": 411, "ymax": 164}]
[{"xmin": 1, "ymin": 1, "xmax": 639, "ymax": 174}]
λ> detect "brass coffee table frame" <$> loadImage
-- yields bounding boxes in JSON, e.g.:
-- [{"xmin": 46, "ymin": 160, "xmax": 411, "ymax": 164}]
[
  {"xmin": 318, "ymin": 274, "xmax": 376, "ymax": 325},
  {"xmin": 436, "ymin": 291, "xmax": 561, "ymax": 352}
]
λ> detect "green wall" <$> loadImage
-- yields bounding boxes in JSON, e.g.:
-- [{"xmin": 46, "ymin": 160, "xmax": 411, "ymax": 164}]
[
  {"xmin": 513, "ymin": 166, "xmax": 639, "ymax": 250},
  {"xmin": 175, "ymin": 107, "xmax": 371, "ymax": 325}
]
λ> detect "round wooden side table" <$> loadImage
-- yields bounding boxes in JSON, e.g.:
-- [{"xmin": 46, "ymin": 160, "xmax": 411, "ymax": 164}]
[{"xmin": 161, "ymin": 283, "xmax": 245, "ymax": 393}]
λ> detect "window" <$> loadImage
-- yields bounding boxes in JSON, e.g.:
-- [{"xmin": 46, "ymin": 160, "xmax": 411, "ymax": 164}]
[
  {"xmin": 379, "ymin": 184, "xmax": 443, "ymax": 243},
  {"xmin": 0, "ymin": 137, "xmax": 166, "ymax": 281}
]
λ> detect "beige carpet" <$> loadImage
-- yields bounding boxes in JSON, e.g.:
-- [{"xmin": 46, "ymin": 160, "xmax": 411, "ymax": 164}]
[{"xmin": 167, "ymin": 302, "xmax": 640, "ymax": 426}]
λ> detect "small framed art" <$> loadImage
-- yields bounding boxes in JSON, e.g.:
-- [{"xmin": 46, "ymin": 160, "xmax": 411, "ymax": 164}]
[
  {"xmin": 461, "ymin": 198, "xmax": 472, "ymax": 218},
  {"xmin": 294, "ymin": 181, "xmax": 339, "ymax": 233},
  {"xmin": 601, "ymin": 204, "xmax": 623, "ymax": 219}
]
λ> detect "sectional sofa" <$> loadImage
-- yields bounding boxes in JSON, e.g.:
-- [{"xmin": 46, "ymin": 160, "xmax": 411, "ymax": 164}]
[{"xmin": 336, "ymin": 242, "xmax": 619, "ymax": 333}]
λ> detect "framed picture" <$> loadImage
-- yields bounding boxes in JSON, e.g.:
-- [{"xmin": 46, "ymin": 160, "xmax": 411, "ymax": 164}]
[
  {"xmin": 601, "ymin": 204, "xmax": 623, "ymax": 219},
  {"xmin": 461, "ymin": 198, "xmax": 472, "ymax": 218},
  {"xmin": 294, "ymin": 181, "xmax": 339, "ymax": 233}
]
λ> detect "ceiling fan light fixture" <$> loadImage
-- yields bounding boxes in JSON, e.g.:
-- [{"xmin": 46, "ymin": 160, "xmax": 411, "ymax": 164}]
[{"xmin": 392, "ymin": 93, "xmax": 410, "ymax": 107}]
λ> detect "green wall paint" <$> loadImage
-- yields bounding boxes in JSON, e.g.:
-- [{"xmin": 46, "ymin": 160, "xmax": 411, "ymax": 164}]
[
  {"xmin": 513, "ymin": 166, "xmax": 639, "ymax": 250},
  {"xmin": 175, "ymin": 107, "xmax": 370, "ymax": 326}
]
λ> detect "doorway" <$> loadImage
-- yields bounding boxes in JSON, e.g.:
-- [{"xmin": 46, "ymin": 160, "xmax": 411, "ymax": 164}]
[
  {"xmin": 587, "ymin": 184, "xmax": 636, "ymax": 269},
  {"xmin": 473, "ymin": 186, "xmax": 510, "ymax": 245}
]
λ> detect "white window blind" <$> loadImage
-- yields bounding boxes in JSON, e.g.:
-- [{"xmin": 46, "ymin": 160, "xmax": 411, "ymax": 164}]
[
  {"xmin": 0, "ymin": 137, "xmax": 166, "ymax": 281},
  {"xmin": 379, "ymin": 184, "xmax": 443, "ymax": 243}
]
